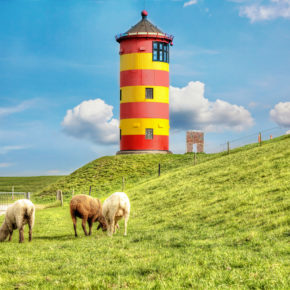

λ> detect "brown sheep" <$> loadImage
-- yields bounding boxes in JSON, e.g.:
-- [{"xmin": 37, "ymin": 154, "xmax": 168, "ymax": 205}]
[{"xmin": 70, "ymin": 194, "xmax": 107, "ymax": 237}]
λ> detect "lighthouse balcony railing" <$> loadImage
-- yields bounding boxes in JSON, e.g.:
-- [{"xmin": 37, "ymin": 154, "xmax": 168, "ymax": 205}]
[{"xmin": 115, "ymin": 32, "xmax": 174, "ymax": 41}]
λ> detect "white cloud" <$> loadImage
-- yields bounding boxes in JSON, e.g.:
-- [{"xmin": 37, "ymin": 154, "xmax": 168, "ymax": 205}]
[
  {"xmin": 270, "ymin": 102, "xmax": 290, "ymax": 127},
  {"xmin": 62, "ymin": 98, "xmax": 119, "ymax": 145},
  {"xmin": 238, "ymin": 0, "xmax": 290, "ymax": 22},
  {"xmin": 46, "ymin": 169, "xmax": 71, "ymax": 175},
  {"xmin": 0, "ymin": 145, "xmax": 29, "ymax": 155},
  {"xmin": 170, "ymin": 81, "xmax": 254, "ymax": 132},
  {"xmin": 0, "ymin": 100, "xmax": 32, "ymax": 117},
  {"xmin": 0, "ymin": 163, "xmax": 12, "ymax": 168},
  {"xmin": 247, "ymin": 101, "xmax": 271, "ymax": 109},
  {"xmin": 184, "ymin": 0, "xmax": 198, "ymax": 7},
  {"xmin": 248, "ymin": 101, "xmax": 258, "ymax": 108},
  {"xmin": 229, "ymin": 0, "xmax": 249, "ymax": 3}
]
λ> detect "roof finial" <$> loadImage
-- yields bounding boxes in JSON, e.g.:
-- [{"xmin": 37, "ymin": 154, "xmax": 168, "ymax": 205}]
[{"xmin": 141, "ymin": 10, "xmax": 148, "ymax": 19}]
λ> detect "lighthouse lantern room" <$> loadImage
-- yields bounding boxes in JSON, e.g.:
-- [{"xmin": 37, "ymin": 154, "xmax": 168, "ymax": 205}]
[{"xmin": 116, "ymin": 10, "xmax": 173, "ymax": 154}]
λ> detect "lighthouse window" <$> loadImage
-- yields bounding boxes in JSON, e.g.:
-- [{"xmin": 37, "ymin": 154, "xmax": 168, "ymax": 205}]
[
  {"xmin": 120, "ymin": 89, "xmax": 122, "ymax": 101},
  {"xmin": 145, "ymin": 128, "xmax": 153, "ymax": 140},
  {"xmin": 120, "ymin": 129, "xmax": 122, "ymax": 140},
  {"xmin": 145, "ymin": 88, "xmax": 153, "ymax": 99},
  {"xmin": 153, "ymin": 50, "xmax": 158, "ymax": 61},
  {"xmin": 153, "ymin": 42, "xmax": 169, "ymax": 63}
]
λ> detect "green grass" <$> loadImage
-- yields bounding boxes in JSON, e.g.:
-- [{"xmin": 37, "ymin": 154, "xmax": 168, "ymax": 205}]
[
  {"xmin": 0, "ymin": 176, "xmax": 64, "ymax": 194},
  {"xmin": 36, "ymin": 152, "xmax": 218, "ymax": 202},
  {"xmin": 0, "ymin": 135, "xmax": 289, "ymax": 289},
  {"xmin": 36, "ymin": 138, "xmax": 271, "ymax": 203}
]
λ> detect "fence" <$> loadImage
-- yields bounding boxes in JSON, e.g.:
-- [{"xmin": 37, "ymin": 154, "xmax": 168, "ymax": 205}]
[
  {"xmin": 206, "ymin": 126, "xmax": 289, "ymax": 153},
  {"xmin": 1, "ymin": 127, "xmax": 288, "ymax": 205},
  {"xmin": 0, "ymin": 192, "xmax": 30, "ymax": 214},
  {"xmin": 52, "ymin": 128, "xmax": 289, "ymax": 200}
]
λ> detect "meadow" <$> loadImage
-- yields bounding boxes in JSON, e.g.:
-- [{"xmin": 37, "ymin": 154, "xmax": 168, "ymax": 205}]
[
  {"xmin": 0, "ymin": 135, "xmax": 289, "ymax": 289},
  {"xmin": 0, "ymin": 176, "xmax": 64, "ymax": 194}
]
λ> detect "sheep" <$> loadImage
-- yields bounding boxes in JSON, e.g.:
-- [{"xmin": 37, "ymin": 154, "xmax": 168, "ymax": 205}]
[
  {"xmin": 102, "ymin": 192, "xmax": 130, "ymax": 236},
  {"xmin": 70, "ymin": 194, "xmax": 107, "ymax": 237},
  {"xmin": 0, "ymin": 199, "xmax": 35, "ymax": 243}
]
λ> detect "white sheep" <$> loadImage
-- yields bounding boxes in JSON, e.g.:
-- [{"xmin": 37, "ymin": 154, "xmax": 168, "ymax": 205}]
[
  {"xmin": 102, "ymin": 192, "xmax": 130, "ymax": 236},
  {"xmin": 0, "ymin": 199, "xmax": 35, "ymax": 243}
]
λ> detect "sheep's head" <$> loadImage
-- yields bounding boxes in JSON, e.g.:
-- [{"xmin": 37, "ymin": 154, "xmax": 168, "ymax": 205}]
[{"xmin": 96, "ymin": 216, "xmax": 107, "ymax": 232}]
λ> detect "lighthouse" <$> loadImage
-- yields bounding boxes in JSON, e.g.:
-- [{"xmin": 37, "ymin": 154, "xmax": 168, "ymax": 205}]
[{"xmin": 116, "ymin": 10, "xmax": 173, "ymax": 154}]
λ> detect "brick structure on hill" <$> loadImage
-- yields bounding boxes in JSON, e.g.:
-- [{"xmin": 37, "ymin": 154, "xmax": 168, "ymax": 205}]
[{"xmin": 186, "ymin": 131, "xmax": 204, "ymax": 153}]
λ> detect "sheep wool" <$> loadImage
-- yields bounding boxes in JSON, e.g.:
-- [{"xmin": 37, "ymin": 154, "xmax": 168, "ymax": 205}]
[
  {"xmin": 0, "ymin": 199, "xmax": 35, "ymax": 243},
  {"xmin": 102, "ymin": 192, "xmax": 130, "ymax": 236},
  {"xmin": 70, "ymin": 194, "xmax": 107, "ymax": 237}
]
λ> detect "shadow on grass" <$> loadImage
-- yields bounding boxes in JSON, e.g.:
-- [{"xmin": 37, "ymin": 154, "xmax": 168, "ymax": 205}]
[{"xmin": 34, "ymin": 234, "xmax": 75, "ymax": 241}]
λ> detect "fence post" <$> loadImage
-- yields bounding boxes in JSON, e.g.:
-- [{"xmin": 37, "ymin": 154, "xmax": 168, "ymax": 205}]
[
  {"xmin": 89, "ymin": 186, "xmax": 92, "ymax": 196},
  {"xmin": 158, "ymin": 164, "xmax": 161, "ymax": 177},
  {"xmin": 60, "ymin": 191, "xmax": 63, "ymax": 206},
  {"xmin": 258, "ymin": 132, "xmax": 262, "ymax": 146},
  {"xmin": 194, "ymin": 152, "xmax": 196, "ymax": 165},
  {"xmin": 12, "ymin": 186, "xmax": 14, "ymax": 200},
  {"xmin": 26, "ymin": 192, "xmax": 30, "ymax": 200},
  {"xmin": 56, "ymin": 190, "xmax": 63, "ymax": 206},
  {"xmin": 122, "ymin": 177, "xmax": 125, "ymax": 191},
  {"xmin": 227, "ymin": 141, "xmax": 230, "ymax": 155}
]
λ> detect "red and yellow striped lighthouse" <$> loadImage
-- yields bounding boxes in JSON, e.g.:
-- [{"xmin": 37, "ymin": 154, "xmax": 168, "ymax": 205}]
[{"xmin": 116, "ymin": 10, "xmax": 173, "ymax": 154}]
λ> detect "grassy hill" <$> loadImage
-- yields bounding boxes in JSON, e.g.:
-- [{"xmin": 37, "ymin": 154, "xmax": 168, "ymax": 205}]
[
  {"xmin": 35, "ymin": 139, "xmax": 270, "ymax": 202},
  {"xmin": 0, "ymin": 176, "xmax": 64, "ymax": 193},
  {"xmin": 0, "ymin": 135, "xmax": 289, "ymax": 288},
  {"xmin": 36, "ymin": 152, "xmax": 219, "ymax": 202}
]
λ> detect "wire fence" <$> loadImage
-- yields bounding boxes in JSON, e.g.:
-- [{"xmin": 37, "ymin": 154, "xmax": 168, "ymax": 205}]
[
  {"xmin": 1, "ymin": 127, "xmax": 289, "ymax": 206},
  {"xmin": 206, "ymin": 126, "xmax": 289, "ymax": 153},
  {"xmin": 0, "ymin": 192, "xmax": 30, "ymax": 214},
  {"xmin": 66, "ymin": 127, "xmax": 289, "ymax": 199}
]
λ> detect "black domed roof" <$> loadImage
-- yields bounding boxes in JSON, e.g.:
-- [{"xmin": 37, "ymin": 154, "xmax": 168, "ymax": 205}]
[
  {"xmin": 115, "ymin": 10, "xmax": 173, "ymax": 44},
  {"xmin": 126, "ymin": 11, "xmax": 164, "ymax": 34}
]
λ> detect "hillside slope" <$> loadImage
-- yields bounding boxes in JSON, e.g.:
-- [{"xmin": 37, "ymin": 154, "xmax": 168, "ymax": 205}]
[
  {"xmin": 36, "ymin": 152, "xmax": 216, "ymax": 201},
  {"xmin": 126, "ymin": 134, "xmax": 290, "ymax": 287},
  {"xmin": 0, "ymin": 135, "xmax": 289, "ymax": 288},
  {"xmin": 36, "ymin": 137, "xmax": 281, "ymax": 202}
]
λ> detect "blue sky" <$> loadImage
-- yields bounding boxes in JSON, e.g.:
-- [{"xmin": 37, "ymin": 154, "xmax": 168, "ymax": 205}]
[{"xmin": 0, "ymin": 0, "xmax": 289, "ymax": 176}]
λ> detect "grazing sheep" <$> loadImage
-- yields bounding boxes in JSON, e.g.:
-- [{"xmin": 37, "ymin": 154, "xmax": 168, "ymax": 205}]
[
  {"xmin": 102, "ymin": 192, "xmax": 130, "ymax": 236},
  {"xmin": 0, "ymin": 199, "xmax": 35, "ymax": 243},
  {"xmin": 70, "ymin": 194, "xmax": 107, "ymax": 237}
]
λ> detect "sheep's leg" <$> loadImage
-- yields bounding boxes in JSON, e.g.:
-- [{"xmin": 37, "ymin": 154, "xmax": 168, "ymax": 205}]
[
  {"xmin": 124, "ymin": 214, "xmax": 129, "ymax": 236},
  {"xmin": 88, "ymin": 219, "xmax": 93, "ymax": 236},
  {"xmin": 114, "ymin": 217, "xmax": 120, "ymax": 234},
  {"xmin": 113, "ymin": 218, "xmax": 117, "ymax": 234},
  {"xmin": 106, "ymin": 218, "xmax": 113, "ymax": 237},
  {"xmin": 82, "ymin": 217, "xmax": 88, "ymax": 236},
  {"xmin": 114, "ymin": 223, "xmax": 119, "ymax": 234},
  {"xmin": 108, "ymin": 223, "xmax": 113, "ymax": 236},
  {"xmin": 19, "ymin": 226, "xmax": 24, "ymax": 243},
  {"xmin": 8, "ymin": 231, "xmax": 13, "ymax": 242},
  {"xmin": 28, "ymin": 222, "xmax": 32, "ymax": 242},
  {"xmin": 71, "ymin": 216, "xmax": 78, "ymax": 237},
  {"xmin": 111, "ymin": 219, "xmax": 115, "ymax": 236}
]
